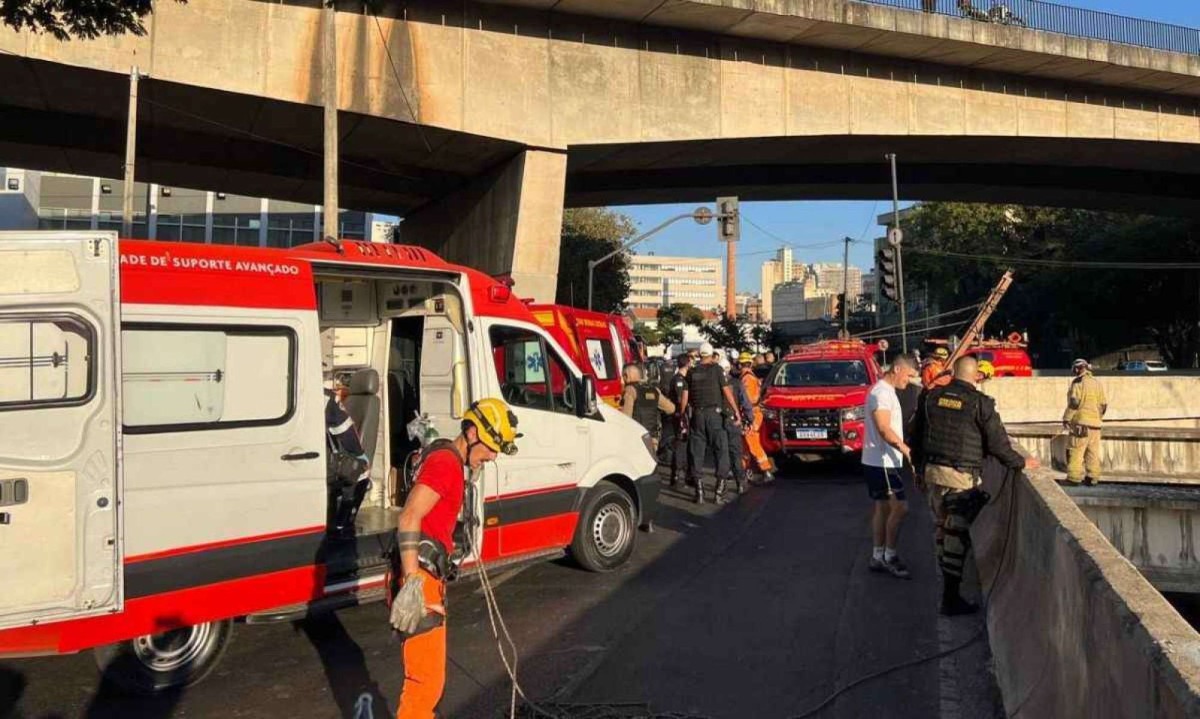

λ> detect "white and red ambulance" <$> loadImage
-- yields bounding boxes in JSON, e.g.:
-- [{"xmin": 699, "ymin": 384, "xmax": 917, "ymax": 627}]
[{"xmin": 0, "ymin": 232, "xmax": 658, "ymax": 692}]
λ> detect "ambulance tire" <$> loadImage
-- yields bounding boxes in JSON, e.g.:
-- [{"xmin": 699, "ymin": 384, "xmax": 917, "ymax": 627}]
[
  {"xmin": 571, "ymin": 480, "xmax": 637, "ymax": 572},
  {"xmin": 93, "ymin": 618, "xmax": 234, "ymax": 694}
]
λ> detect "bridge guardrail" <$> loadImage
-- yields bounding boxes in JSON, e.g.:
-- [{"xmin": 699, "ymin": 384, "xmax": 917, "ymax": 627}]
[{"xmin": 859, "ymin": 0, "xmax": 1200, "ymax": 55}]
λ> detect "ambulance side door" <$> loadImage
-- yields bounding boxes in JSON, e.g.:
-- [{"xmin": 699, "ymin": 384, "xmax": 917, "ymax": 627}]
[
  {"xmin": 482, "ymin": 321, "xmax": 590, "ymax": 557},
  {"xmin": 0, "ymin": 232, "xmax": 122, "ymax": 630}
]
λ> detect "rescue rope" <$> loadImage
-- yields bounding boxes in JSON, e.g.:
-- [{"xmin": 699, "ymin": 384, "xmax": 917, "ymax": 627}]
[{"xmin": 789, "ymin": 467, "xmax": 1021, "ymax": 719}]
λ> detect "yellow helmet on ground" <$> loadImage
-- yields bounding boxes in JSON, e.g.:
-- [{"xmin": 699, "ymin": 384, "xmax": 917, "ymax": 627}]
[
  {"xmin": 976, "ymin": 359, "xmax": 995, "ymax": 380},
  {"xmin": 932, "ymin": 346, "xmax": 950, "ymax": 360},
  {"xmin": 738, "ymin": 351, "xmax": 754, "ymax": 365},
  {"xmin": 463, "ymin": 398, "xmax": 522, "ymax": 455}
]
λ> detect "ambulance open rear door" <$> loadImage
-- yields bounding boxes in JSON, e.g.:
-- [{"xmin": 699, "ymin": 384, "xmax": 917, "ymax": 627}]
[{"xmin": 0, "ymin": 232, "xmax": 122, "ymax": 631}]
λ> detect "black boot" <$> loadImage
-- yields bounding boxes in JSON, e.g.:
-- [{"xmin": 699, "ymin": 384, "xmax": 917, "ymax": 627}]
[
  {"xmin": 940, "ymin": 577, "xmax": 979, "ymax": 616},
  {"xmin": 714, "ymin": 478, "xmax": 728, "ymax": 504},
  {"xmin": 693, "ymin": 479, "xmax": 705, "ymax": 504},
  {"xmin": 761, "ymin": 470, "xmax": 775, "ymax": 484},
  {"xmin": 736, "ymin": 476, "xmax": 747, "ymax": 495}
]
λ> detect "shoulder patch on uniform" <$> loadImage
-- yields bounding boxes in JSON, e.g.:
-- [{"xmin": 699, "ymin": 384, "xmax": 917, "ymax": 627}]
[{"xmin": 937, "ymin": 396, "xmax": 963, "ymax": 410}]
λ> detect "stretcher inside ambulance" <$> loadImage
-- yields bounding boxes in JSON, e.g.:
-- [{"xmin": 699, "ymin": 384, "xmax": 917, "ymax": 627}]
[{"xmin": 0, "ymin": 232, "xmax": 657, "ymax": 694}]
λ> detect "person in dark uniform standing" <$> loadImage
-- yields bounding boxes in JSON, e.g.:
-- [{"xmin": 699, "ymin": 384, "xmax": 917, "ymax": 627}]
[
  {"xmin": 620, "ymin": 363, "xmax": 676, "ymax": 452},
  {"xmin": 912, "ymin": 356, "xmax": 1036, "ymax": 616},
  {"xmin": 679, "ymin": 343, "xmax": 743, "ymax": 504},
  {"xmin": 724, "ymin": 359, "xmax": 754, "ymax": 495},
  {"xmin": 658, "ymin": 354, "xmax": 692, "ymax": 487}
]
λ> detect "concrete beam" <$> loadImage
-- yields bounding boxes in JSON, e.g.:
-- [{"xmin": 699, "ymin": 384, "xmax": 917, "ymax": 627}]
[{"xmin": 401, "ymin": 149, "xmax": 567, "ymax": 302}]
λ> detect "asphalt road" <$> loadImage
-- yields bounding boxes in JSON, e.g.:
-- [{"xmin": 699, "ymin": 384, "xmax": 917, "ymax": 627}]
[{"xmin": 0, "ymin": 461, "xmax": 1003, "ymax": 719}]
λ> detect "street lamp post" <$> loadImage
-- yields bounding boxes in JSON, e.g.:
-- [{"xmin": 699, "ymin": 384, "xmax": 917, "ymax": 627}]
[{"xmin": 587, "ymin": 208, "xmax": 716, "ymax": 311}]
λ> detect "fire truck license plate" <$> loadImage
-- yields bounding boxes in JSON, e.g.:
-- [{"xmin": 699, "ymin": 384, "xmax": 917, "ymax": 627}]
[{"xmin": 794, "ymin": 429, "xmax": 827, "ymax": 440}]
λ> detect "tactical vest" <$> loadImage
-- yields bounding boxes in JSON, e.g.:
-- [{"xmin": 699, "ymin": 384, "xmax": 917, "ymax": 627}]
[
  {"xmin": 921, "ymin": 379, "xmax": 987, "ymax": 471},
  {"xmin": 688, "ymin": 362, "xmax": 725, "ymax": 410},
  {"xmin": 631, "ymin": 382, "xmax": 662, "ymax": 433}
]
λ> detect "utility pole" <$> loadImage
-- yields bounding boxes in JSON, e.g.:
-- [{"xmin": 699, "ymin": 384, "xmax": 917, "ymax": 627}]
[
  {"xmin": 121, "ymin": 66, "xmax": 140, "ymax": 238},
  {"xmin": 887, "ymin": 153, "xmax": 908, "ymax": 353},
  {"xmin": 841, "ymin": 236, "xmax": 852, "ymax": 334},
  {"xmin": 717, "ymin": 197, "xmax": 740, "ymax": 320},
  {"xmin": 322, "ymin": 3, "xmax": 339, "ymax": 241}
]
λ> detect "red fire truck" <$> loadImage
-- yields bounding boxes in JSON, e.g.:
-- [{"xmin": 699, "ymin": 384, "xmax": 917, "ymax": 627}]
[
  {"xmin": 529, "ymin": 304, "xmax": 645, "ymax": 407},
  {"xmin": 925, "ymin": 333, "xmax": 1033, "ymax": 377},
  {"xmin": 0, "ymin": 232, "xmax": 658, "ymax": 693},
  {"xmin": 760, "ymin": 340, "xmax": 886, "ymax": 458}
]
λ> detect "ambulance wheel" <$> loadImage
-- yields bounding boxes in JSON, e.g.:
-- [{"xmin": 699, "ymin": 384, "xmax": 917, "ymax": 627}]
[
  {"xmin": 571, "ymin": 480, "xmax": 636, "ymax": 572},
  {"xmin": 93, "ymin": 619, "xmax": 233, "ymax": 694}
]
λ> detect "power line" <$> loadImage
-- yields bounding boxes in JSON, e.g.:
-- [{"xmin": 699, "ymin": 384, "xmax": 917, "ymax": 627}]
[
  {"xmin": 853, "ymin": 303, "xmax": 981, "ymax": 339},
  {"xmin": 907, "ymin": 248, "xmax": 1200, "ymax": 270},
  {"xmin": 856, "ymin": 200, "xmax": 881, "ymax": 244}
]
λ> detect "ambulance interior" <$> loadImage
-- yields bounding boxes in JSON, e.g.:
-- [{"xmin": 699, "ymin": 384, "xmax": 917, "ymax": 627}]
[{"xmin": 315, "ymin": 273, "xmax": 474, "ymax": 550}]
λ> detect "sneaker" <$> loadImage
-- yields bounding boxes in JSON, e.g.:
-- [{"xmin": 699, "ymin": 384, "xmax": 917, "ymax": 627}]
[
  {"xmin": 883, "ymin": 555, "xmax": 912, "ymax": 580},
  {"xmin": 940, "ymin": 595, "xmax": 980, "ymax": 616},
  {"xmin": 868, "ymin": 556, "xmax": 887, "ymax": 573}
]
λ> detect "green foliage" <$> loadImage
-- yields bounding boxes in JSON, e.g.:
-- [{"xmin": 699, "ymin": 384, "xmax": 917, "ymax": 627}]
[
  {"xmin": 902, "ymin": 203, "xmax": 1200, "ymax": 367},
  {"xmin": 634, "ymin": 321, "xmax": 664, "ymax": 348},
  {"xmin": 655, "ymin": 303, "xmax": 705, "ymax": 347},
  {"xmin": 749, "ymin": 325, "xmax": 772, "ymax": 351},
  {"xmin": 2, "ymin": 0, "xmax": 183, "ymax": 40},
  {"xmin": 555, "ymin": 208, "xmax": 636, "ymax": 313},
  {"xmin": 700, "ymin": 316, "xmax": 751, "ymax": 353}
]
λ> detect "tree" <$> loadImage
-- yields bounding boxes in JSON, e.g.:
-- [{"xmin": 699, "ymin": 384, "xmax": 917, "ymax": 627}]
[
  {"xmin": 555, "ymin": 208, "xmax": 636, "ymax": 313},
  {"xmin": 700, "ymin": 316, "xmax": 751, "ymax": 353},
  {"xmin": 634, "ymin": 321, "xmax": 664, "ymax": 348},
  {"xmin": 749, "ymin": 325, "xmax": 771, "ymax": 352},
  {"xmin": 901, "ymin": 202, "xmax": 1200, "ymax": 367},
  {"xmin": 2, "ymin": 0, "xmax": 183, "ymax": 40},
  {"xmin": 656, "ymin": 303, "xmax": 705, "ymax": 347}
]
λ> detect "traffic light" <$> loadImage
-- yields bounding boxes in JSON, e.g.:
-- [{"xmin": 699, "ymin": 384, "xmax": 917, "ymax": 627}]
[
  {"xmin": 717, "ymin": 196, "xmax": 739, "ymax": 243},
  {"xmin": 877, "ymin": 246, "xmax": 899, "ymax": 303}
]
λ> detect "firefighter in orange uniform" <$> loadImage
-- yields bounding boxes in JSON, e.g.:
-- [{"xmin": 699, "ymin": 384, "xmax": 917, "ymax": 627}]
[
  {"xmin": 389, "ymin": 398, "xmax": 520, "ymax": 719},
  {"xmin": 736, "ymin": 352, "xmax": 776, "ymax": 484},
  {"xmin": 922, "ymin": 346, "xmax": 951, "ymax": 390}
]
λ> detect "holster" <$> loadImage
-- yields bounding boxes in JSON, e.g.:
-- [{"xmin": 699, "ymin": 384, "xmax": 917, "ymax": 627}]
[
  {"xmin": 943, "ymin": 487, "xmax": 992, "ymax": 524},
  {"xmin": 1070, "ymin": 424, "xmax": 1090, "ymax": 438}
]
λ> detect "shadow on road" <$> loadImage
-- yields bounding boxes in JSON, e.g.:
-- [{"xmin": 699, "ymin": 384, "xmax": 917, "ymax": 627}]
[{"xmin": 296, "ymin": 615, "xmax": 390, "ymax": 719}]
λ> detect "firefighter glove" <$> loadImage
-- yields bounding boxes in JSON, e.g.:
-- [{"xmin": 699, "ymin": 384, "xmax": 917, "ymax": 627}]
[{"xmin": 389, "ymin": 573, "xmax": 427, "ymax": 633}]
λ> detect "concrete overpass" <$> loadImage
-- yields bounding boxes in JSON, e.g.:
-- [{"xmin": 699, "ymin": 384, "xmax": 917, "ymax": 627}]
[{"xmin": 1, "ymin": 0, "xmax": 1199, "ymax": 298}]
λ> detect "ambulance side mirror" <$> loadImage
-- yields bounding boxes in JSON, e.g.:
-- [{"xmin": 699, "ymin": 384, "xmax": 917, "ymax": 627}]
[{"xmin": 578, "ymin": 375, "xmax": 598, "ymax": 418}]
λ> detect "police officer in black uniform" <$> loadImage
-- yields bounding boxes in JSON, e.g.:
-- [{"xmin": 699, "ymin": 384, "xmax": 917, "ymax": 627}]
[
  {"xmin": 620, "ymin": 363, "xmax": 676, "ymax": 451},
  {"xmin": 679, "ymin": 343, "xmax": 743, "ymax": 504},
  {"xmin": 658, "ymin": 354, "xmax": 692, "ymax": 487},
  {"xmin": 912, "ymin": 356, "xmax": 1032, "ymax": 616}
]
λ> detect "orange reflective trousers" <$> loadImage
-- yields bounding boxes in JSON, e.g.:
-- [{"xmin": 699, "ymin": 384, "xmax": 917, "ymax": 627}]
[
  {"xmin": 396, "ymin": 568, "xmax": 446, "ymax": 719},
  {"xmin": 738, "ymin": 373, "xmax": 772, "ymax": 472}
]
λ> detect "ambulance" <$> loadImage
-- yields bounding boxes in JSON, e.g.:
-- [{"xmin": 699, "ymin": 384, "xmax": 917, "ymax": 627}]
[
  {"xmin": 0, "ymin": 232, "xmax": 658, "ymax": 693},
  {"xmin": 528, "ymin": 304, "xmax": 645, "ymax": 407}
]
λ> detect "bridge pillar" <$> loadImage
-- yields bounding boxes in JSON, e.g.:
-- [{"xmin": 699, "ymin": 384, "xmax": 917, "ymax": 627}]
[{"xmin": 401, "ymin": 149, "xmax": 566, "ymax": 302}]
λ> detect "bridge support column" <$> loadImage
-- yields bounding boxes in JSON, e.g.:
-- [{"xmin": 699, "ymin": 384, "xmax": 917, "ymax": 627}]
[{"xmin": 401, "ymin": 149, "xmax": 566, "ymax": 302}]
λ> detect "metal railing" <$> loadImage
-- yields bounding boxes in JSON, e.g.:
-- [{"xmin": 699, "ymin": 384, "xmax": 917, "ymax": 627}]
[{"xmin": 860, "ymin": 0, "xmax": 1200, "ymax": 55}]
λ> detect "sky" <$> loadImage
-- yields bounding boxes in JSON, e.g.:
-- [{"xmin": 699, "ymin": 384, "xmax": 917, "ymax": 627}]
[{"xmin": 613, "ymin": 0, "xmax": 1200, "ymax": 295}]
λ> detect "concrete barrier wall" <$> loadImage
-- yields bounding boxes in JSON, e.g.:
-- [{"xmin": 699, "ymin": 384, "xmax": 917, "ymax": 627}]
[
  {"xmin": 984, "ymin": 376, "xmax": 1200, "ymax": 428},
  {"xmin": 1008, "ymin": 426, "xmax": 1200, "ymax": 481},
  {"xmin": 972, "ymin": 461, "xmax": 1200, "ymax": 718}
]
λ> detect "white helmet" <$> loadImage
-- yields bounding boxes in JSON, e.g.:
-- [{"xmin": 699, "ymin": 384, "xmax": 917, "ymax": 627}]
[{"xmin": 698, "ymin": 342, "xmax": 715, "ymax": 357}]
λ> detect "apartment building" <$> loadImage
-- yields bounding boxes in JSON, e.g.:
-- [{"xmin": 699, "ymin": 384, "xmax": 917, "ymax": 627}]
[
  {"xmin": 628, "ymin": 254, "xmax": 725, "ymax": 312},
  {"xmin": 0, "ymin": 168, "xmax": 392, "ymax": 245}
]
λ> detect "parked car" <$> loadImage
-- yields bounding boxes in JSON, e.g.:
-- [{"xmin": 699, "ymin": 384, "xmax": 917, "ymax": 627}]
[{"xmin": 1120, "ymin": 359, "xmax": 1168, "ymax": 372}]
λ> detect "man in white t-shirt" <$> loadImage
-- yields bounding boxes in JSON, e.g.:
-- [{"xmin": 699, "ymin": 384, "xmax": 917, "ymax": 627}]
[{"xmin": 862, "ymin": 354, "xmax": 919, "ymax": 579}]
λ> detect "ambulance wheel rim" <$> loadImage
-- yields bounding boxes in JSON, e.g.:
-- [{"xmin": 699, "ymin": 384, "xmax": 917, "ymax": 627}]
[
  {"xmin": 132, "ymin": 624, "xmax": 214, "ymax": 672},
  {"xmin": 592, "ymin": 503, "xmax": 630, "ymax": 557}
]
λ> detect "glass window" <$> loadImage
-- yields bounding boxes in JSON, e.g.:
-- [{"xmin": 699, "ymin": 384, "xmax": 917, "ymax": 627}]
[
  {"xmin": 122, "ymin": 326, "xmax": 294, "ymax": 431},
  {"xmin": 774, "ymin": 360, "xmax": 868, "ymax": 388},
  {"xmin": 584, "ymin": 338, "xmax": 617, "ymax": 381},
  {"xmin": 489, "ymin": 326, "xmax": 577, "ymax": 416},
  {"xmin": 0, "ymin": 316, "xmax": 94, "ymax": 409}
]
